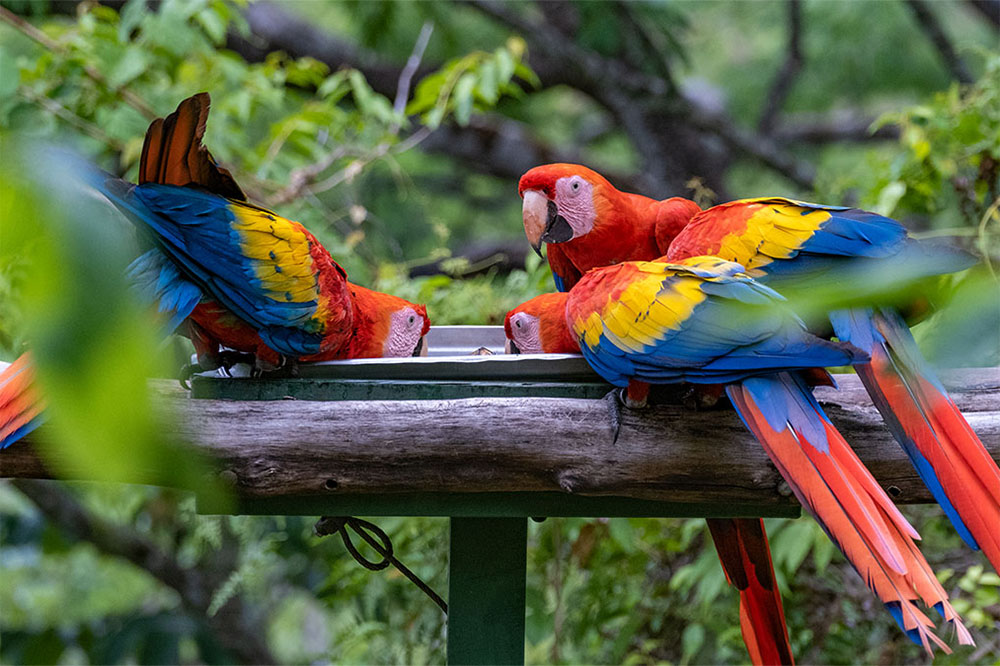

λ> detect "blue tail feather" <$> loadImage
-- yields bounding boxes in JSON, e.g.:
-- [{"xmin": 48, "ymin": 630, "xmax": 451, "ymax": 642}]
[
  {"xmin": 884, "ymin": 601, "xmax": 925, "ymax": 647},
  {"xmin": 1, "ymin": 416, "xmax": 44, "ymax": 450}
]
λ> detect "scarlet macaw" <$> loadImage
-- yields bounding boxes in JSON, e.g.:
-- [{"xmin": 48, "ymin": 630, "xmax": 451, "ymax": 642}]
[
  {"xmin": 665, "ymin": 198, "xmax": 999, "ymax": 573},
  {"xmin": 506, "ymin": 293, "xmax": 794, "ymax": 665},
  {"xmin": 509, "ymin": 257, "xmax": 972, "ymax": 653},
  {"xmin": 518, "ymin": 164, "xmax": 999, "ymax": 574},
  {"xmin": 97, "ymin": 93, "xmax": 429, "ymax": 369},
  {"xmin": 0, "ymin": 354, "xmax": 43, "ymax": 449}
]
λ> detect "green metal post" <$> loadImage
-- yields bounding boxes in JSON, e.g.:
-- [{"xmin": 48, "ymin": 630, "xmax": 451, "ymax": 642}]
[{"xmin": 447, "ymin": 517, "xmax": 527, "ymax": 666}]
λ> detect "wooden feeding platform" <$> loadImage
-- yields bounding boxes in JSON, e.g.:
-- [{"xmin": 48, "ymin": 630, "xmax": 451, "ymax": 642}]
[{"xmin": 3, "ymin": 325, "xmax": 999, "ymax": 666}]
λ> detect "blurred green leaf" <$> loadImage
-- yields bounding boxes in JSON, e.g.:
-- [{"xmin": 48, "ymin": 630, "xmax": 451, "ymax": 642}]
[
  {"xmin": 0, "ymin": 47, "xmax": 19, "ymax": 99},
  {"xmin": 681, "ymin": 622, "xmax": 705, "ymax": 665}
]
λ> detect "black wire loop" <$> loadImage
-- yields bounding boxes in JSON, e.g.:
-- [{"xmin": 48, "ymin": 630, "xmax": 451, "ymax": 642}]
[
  {"xmin": 316, "ymin": 516, "xmax": 393, "ymax": 571},
  {"xmin": 315, "ymin": 515, "xmax": 448, "ymax": 614}
]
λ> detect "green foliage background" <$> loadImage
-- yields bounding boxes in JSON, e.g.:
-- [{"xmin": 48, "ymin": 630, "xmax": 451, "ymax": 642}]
[{"xmin": 1, "ymin": 1, "xmax": 998, "ymax": 664}]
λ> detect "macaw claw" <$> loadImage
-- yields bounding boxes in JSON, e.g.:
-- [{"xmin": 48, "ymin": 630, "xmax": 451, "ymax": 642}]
[
  {"xmin": 251, "ymin": 357, "xmax": 299, "ymax": 379},
  {"xmin": 603, "ymin": 387, "xmax": 631, "ymax": 445},
  {"xmin": 682, "ymin": 384, "xmax": 726, "ymax": 411},
  {"xmin": 178, "ymin": 363, "xmax": 203, "ymax": 391},
  {"xmin": 177, "ymin": 350, "xmax": 259, "ymax": 390}
]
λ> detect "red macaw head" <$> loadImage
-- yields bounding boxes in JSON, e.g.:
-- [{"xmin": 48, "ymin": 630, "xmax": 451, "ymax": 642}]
[
  {"xmin": 518, "ymin": 163, "xmax": 615, "ymax": 256},
  {"xmin": 503, "ymin": 292, "xmax": 578, "ymax": 354},
  {"xmin": 348, "ymin": 284, "xmax": 431, "ymax": 358}
]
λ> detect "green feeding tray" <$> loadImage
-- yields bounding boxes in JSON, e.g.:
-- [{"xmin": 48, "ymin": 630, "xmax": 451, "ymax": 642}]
[{"xmin": 189, "ymin": 325, "xmax": 611, "ymax": 400}]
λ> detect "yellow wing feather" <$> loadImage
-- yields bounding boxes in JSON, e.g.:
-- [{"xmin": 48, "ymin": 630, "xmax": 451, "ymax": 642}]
[
  {"xmin": 574, "ymin": 261, "xmax": 710, "ymax": 354},
  {"xmin": 711, "ymin": 203, "xmax": 830, "ymax": 275},
  {"xmin": 231, "ymin": 206, "xmax": 321, "ymax": 304}
]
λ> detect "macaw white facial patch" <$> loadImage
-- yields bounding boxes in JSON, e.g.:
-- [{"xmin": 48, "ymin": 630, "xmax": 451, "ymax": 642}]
[
  {"xmin": 385, "ymin": 307, "xmax": 425, "ymax": 357},
  {"xmin": 508, "ymin": 312, "xmax": 543, "ymax": 353},
  {"xmin": 554, "ymin": 176, "xmax": 596, "ymax": 239}
]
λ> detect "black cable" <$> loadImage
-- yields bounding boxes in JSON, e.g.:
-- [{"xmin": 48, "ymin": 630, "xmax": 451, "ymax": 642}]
[{"xmin": 315, "ymin": 516, "xmax": 448, "ymax": 614}]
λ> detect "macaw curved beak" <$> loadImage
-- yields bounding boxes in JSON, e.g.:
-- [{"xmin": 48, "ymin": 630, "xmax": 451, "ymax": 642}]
[
  {"xmin": 522, "ymin": 190, "xmax": 575, "ymax": 257},
  {"xmin": 522, "ymin": 190, "xmax": 548, "ymax": 257},
  {"xmin": 505, "ymin": 338, "xmax": 521, "ymax": 355},
  {"xmin": 412, "ymin": 335, "xmax": 428, "ymax": 357}
]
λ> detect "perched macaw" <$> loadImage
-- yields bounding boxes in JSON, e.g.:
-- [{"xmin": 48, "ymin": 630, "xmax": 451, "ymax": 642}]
[
  {"xmin": 97, "ymin": 93, "xmax": 429, "ymax": 369},
  {"xmin": 665, "ymin": 198, "xmax": 1000, "ymax": 573},
  {"xmin": 518, "ymin": 164, "xmax": 699, "ymax": 291},
  {"xmin": 534, "ymin": 256, "xmax": 970, "ymax": 653},
  {"xmin": 518, "ymin": 163, "xmax": 999, "ymax": 574},
  {"xmin": 0, "ymin": 354, "xmax": 43, "ymax": 450},
  {"xmin": 507, "ymin": 293, "xmax": 794, "ymax": 666}
]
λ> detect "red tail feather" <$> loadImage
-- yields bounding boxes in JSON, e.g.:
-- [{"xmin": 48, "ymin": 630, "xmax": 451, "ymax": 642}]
[
  {"xmin": 139, "ymin": 93, "xmax": 245, "ymax": 200},
  {"xmin": 707, "ymin": 518, "xmax": 794, "ymax": 665},
  {"xmin": 727, "ymin": 379, "xmax": 971, "ymax": 654},
  {"xmin": 858, "ymin": 323, "xmax": 1000, "ymax": 573}
]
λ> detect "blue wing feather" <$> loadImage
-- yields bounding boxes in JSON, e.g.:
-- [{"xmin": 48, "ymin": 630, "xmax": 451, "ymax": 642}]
[
  {"xmin": 94, "ymin": 179, "xmax": 325, "ymax": 356},
  {"xmin": 800, "ymin": 208, "xmax": 907, "ymax": 259},
  {"xmin": 126, "ymin": 249, "xmax": 202, "ymax": 334}
]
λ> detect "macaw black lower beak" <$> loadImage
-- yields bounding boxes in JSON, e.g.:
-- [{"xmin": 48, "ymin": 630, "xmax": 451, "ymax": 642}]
[
  {"xmin": 540, "ymin": 203, "xmax": 574, "ymax": 244},
  {"xmin": 524, "ymin": 189, "xmax": 574, "ymax": 256},
  {"xmin": 412, "ymin": 336, "xmax": 425, "ymax": 357}
]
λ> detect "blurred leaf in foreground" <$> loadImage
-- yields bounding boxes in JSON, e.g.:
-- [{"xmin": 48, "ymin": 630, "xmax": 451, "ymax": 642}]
[{"xmin": 0, "ymin": 136, "xmax": 227, "ymax": 506}]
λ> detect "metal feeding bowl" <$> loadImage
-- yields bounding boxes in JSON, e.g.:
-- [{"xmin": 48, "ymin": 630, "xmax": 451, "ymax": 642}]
[{"xmin": 190, "ymin": 326, "xmax": 608, "ymax": 401}]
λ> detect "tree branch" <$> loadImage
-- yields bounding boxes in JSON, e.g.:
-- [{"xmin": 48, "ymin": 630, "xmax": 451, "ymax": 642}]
[
  {"xmin": 4, "ymin": 370, "xmax": 997, "ymax": 507},
  {"xmin": 616, "ymin": 1, "xmax": 683, "ymax": 91},
  {"xmin": 535, "ymin": 0, "xmax": 581, "ymax": 39},
  {"xmin": 773, "ymin": 112, "xmax": 901, "ymax": 144},
  {"xmin": 10, "ymin": 479, "xmax": 276, "ymax": 665},
  {"xmin": 965, "ymin": 0, "xmax": 1000, "ymax": 30},
  {"xmin": 461, "ymin": 0, "xmax": 817, "ymax": 193},
  {"xmin": 458, "ymin": 0, "xmax": 672, "ymax": 96},
  {"xmin": 231, "ymin": 1, "xmax": 431, "ymax": 99},
  {"xmin": 394, "ymin": 20, "xmax": 434, "ymax": 118},
  {"xmin": 758, "ymin": 0, "xmax": 804, "ymax": 135},
  {"xmin": 17, "ymin": 86, "xmax": 126, "ymax": 152},
  {"xmin": 418, "ymin": 115, "xmax": 641, "ymax": 191},
  {"xmin": 0, "ymin": 5, "xmax": 157, "ymax": 119},
  {"xmin": 26, "ymin": 0, "xmax": 815, "ymax": 196},
  {"xmin": 905, "ymin": 0, "xmax": 975, "ymax": 84},
  {"xmin": 224, "ymin": 3, "xmax": 647, "ymax": 193},
  {"xmin": 689, "ymin": 112, "xmax": 816, "ymax": 190}
]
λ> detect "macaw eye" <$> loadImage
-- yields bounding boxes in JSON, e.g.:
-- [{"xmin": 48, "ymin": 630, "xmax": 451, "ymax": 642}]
[
  {"xmin": 408, "ymin": 315, "xmax": 416, "ymax": 325},
  {"xmin": 571, "ymin": 180, "xmax": 580, "ymax": 192},
  {"xmin": 515, "ymin": 320, "xmax": 521, "ymax": 328}
]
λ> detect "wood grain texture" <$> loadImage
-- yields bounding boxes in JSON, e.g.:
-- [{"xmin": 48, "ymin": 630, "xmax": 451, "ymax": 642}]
[{"xmin": 1, "ymin": 369, "xmax": 997, "ymax": 508}]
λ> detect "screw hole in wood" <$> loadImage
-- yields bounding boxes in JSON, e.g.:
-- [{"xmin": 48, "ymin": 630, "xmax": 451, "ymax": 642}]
[{"xmin": 324, "ymin": 479, "xmax": 339, "ymax": 490}]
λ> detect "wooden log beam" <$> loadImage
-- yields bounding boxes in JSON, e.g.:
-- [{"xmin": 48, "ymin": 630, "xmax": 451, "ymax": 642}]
[{"xmin": 1, "ymin": 370, "xmax": 997, "ymax": 508}]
